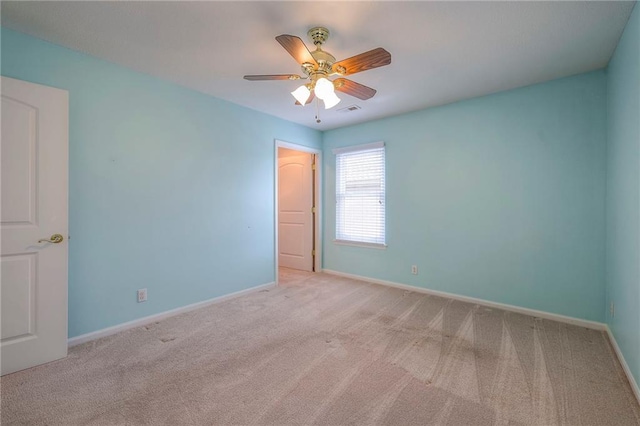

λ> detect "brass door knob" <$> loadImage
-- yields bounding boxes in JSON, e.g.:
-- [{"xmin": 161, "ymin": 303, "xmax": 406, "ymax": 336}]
[{"xmin": 38, "ymin": 234, "xmax": 64, "ymax": 244}]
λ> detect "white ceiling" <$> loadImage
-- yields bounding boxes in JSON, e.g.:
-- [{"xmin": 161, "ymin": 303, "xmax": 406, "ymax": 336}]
[{"xmin": 1, "ymin": 1, "xmax": 635, "ymax": 131}]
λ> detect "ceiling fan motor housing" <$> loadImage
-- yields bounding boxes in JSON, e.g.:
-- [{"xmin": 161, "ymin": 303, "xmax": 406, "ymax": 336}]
[
  {"xmin": 300, "ymin": 27, "xmax": 337, "ymax": 78},
  {"xmin": 304, "ymin": 51, "xmax": 335, "ymax": 75}
]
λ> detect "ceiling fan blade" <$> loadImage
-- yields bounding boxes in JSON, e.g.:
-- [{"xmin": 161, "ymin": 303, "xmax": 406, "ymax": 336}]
[
  {"xmin": 295, "ymin": 91, "xmax": 315, "ymax": 106},
  {"xmin": 334, "ymin": 78, "xmax": 377, "ymax": 100},
  {"xmin": 333, "ymin": 48, "xmax": 391, "ymax": 76},
  {"xmin": 244, "ymin": 74, "xmax": 303, "ymax": 81},
  {"xmin": 276, "ymin": 35, "xmax": 318, "ymax": 66}
]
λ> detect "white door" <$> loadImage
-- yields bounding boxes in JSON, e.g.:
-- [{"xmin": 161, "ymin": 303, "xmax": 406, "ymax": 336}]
[
  {"xmin": 1, "ymin": 77, "xmax": 69, "ymax": 376},
  {"xmin": 278, "ymin": 151, "xmax": 314, "ymax": 271}
]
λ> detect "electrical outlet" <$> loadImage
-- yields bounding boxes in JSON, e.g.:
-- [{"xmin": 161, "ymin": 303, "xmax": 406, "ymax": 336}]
[
  {"xmin": 137, "ymin": 288, "xmax": 147, "ymax": 303},
  {"xmin": 610, "ymin": 302, "xmax": 615, "ymax": 318},
  {"xmin": 411, "ymin": 265, "xmax": 418, "ymax": 275}
]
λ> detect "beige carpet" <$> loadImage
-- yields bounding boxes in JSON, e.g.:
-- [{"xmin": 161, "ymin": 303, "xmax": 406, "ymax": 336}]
[{"xmin": 2, "ymin": 269, "xmax": 639, "ymax": 425}]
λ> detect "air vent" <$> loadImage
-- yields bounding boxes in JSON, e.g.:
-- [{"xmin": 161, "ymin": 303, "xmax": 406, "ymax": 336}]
[{"xmin": 337, "ymin": 105, "xmax": 361, "ymax": 113}]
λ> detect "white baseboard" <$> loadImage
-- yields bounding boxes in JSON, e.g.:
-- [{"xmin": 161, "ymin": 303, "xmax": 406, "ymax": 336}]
[
  {"xmin": 68, "ymin": 281, "xmax": 276, "ymax": 347},
  {"xmin": 605, "ymin": 326, "xmax": 640, "ymax": 405},
  {"xmin": 321, "ymin": 269, "xmax": 607, "ymax": 331}
]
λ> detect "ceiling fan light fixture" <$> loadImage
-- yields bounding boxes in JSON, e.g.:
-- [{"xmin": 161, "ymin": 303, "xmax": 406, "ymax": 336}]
[
  {"xmin": 245, "ymin": 27, "xmax": 391, "ymax": 122},
  {"xmin": 323, "ymin": 92, "xmax": 341, "ymax": 109},
  {"xmin": 314, "ymin": 77, "xmax": 335, "ymax": 100},
  {"xmin": 291, "ymin": 85, "xmax": 311, "ymax": 105}
]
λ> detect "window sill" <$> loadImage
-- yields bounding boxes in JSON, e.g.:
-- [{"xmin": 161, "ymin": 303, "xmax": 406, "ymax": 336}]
[{"xmin": 333, "ymin": 240, "xmax": 387, "ymax": 250}]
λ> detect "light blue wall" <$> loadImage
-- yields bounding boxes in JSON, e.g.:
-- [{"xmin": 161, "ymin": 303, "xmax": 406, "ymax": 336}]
[
  {"xmin": 3, "ymin": 19, "xmax": 633, "ymax": 349},
  {"xmin": 323, "ymin": 71, "xmax": 607, "ymax": 322},
  {"xmin": 1, "ymin": 28, "xmax": 322, "ymax": 338},
  {"xmin": 606, "ymin": 4, "xmax": 640, "ymax": 385}
]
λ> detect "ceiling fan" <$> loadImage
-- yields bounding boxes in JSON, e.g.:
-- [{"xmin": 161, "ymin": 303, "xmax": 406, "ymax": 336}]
[{"xmin": 244, "ymin": 27, "xmax": 391, "ymax": 119}]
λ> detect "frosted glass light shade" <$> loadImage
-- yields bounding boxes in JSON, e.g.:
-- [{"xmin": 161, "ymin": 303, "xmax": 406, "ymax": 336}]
[
  {"xmin": 291, "ymin": 85, "xmax": 311, "ymax": 105},
  {"xmin": 314, "ymin": 77, "xmax": 335, "ymax": 100},
  {"xmin": 323, "ymin": 92, "xmax": 341, "ymax": 109}
]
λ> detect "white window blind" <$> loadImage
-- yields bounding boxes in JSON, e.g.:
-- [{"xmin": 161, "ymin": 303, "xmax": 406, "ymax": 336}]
[{"xmin": 334, "ymin": 142, "xmax": 386, "ymax": 247}]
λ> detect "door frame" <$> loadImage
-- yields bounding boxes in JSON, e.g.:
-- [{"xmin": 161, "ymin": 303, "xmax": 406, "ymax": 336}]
[{"xmin": 274, "ymin": 139, "xmax": 322, "ymax": 284}]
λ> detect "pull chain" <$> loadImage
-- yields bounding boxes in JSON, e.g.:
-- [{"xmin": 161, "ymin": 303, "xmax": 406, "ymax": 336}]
[{"xmin": 315, "ymin": 97, "xmax": 321, "ymax": 123}]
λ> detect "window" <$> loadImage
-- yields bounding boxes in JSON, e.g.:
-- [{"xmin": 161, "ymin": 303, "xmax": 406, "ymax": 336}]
[{"xmin": 334, "ymin": 142, "xmax": 386, "ymax": 248}]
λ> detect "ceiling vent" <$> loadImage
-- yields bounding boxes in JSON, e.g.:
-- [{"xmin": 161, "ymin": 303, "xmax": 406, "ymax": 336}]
[{"xmin": 337, "ymin": 105, "xmax": 361, "ymax": 113}]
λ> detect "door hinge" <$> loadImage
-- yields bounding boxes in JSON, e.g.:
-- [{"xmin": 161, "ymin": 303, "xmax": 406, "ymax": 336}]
[
  {"xmin": 312, "ymin": 162, "xmax": 316, "ymax": 171},
  {"xmin": 312, "ymin": 249, "xmax": 316, "ymax": 256},
  {"xmin": 312, "ymin": 206, "xmax": 316, "ymax": 214}
]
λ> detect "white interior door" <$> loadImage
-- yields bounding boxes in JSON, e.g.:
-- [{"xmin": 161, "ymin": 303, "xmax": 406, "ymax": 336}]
[
  {"xmin": 1, "ymin": 77, "xmax": 69, "ymax": 376},
  {"xmin": 278, "ymin": 150, "xmax": 314, "ymax": 272}
]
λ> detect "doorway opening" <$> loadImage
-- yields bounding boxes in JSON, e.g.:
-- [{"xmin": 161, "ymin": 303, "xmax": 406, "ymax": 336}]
[{"xmin": 275, "ymin": 140, "xmax": 322, "ymax": 285}]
